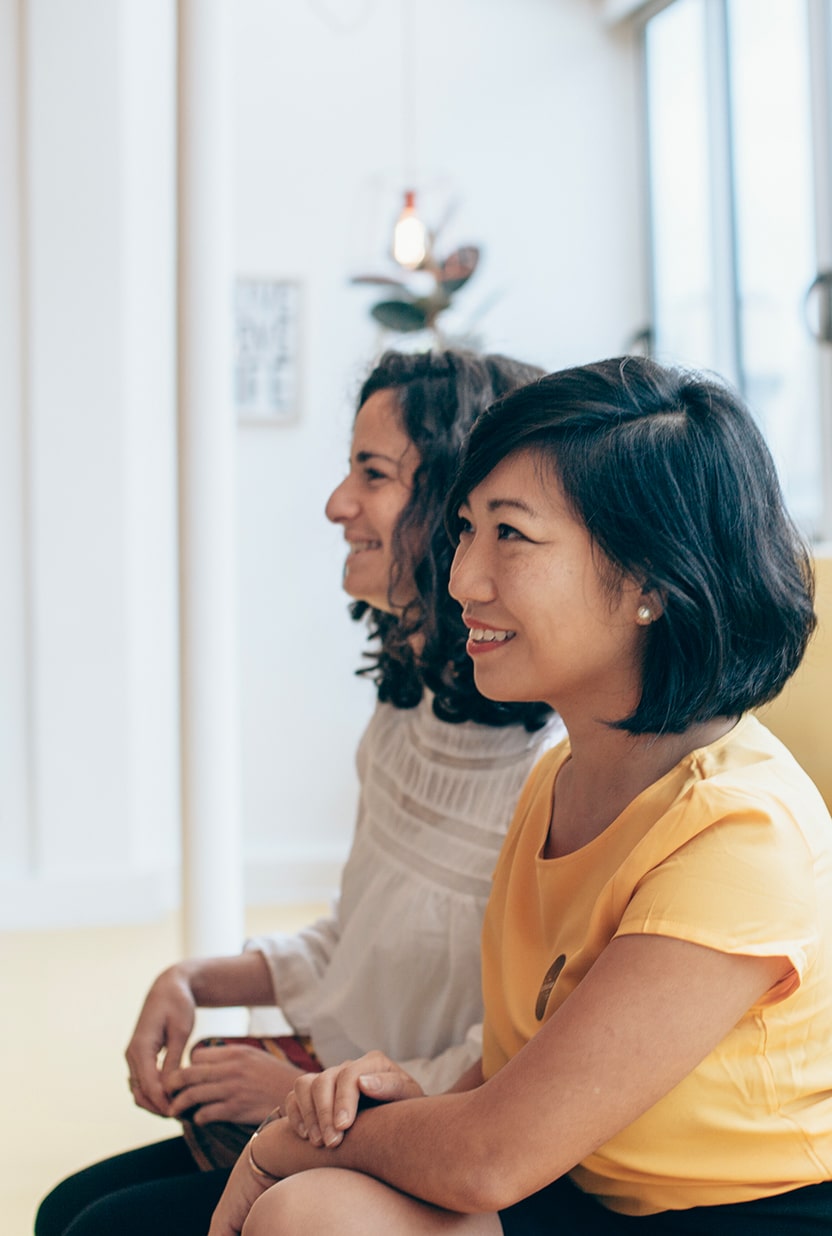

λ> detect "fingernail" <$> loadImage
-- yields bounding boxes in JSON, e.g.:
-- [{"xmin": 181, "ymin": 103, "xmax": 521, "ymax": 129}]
[
  {"xmin": 297, "ymin": 1122, "xmax": 308, "ymax": 1139},
  {"xmin": 324, "ymin": 1130, "xmax": 343, "ymax": 1148},
  {"xmin": 335, "ymin": 1109, "xmax": 350, "ymax": 1129},
  {"xmin": 359, "ymin": 1073, "xmax": 381, "ymax": 1091}
]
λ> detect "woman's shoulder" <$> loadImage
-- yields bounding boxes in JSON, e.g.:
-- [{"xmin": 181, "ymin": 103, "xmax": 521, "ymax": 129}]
[{"xmin": 689, "ymin": 714, "xmax": 830, "ymax": 830}]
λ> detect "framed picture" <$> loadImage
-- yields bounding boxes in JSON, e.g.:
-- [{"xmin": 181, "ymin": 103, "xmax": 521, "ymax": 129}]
[{"xmin": 234, "ymin": 277, "xmax": 301, "ymax": 424}]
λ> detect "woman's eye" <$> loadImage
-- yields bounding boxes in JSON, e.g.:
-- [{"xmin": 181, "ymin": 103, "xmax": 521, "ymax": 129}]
[
  {"xmin": 456, "ymin": 515, "xmax": 473, "ymax": 537},
  {"xmin": 497, "ymin": 523, "xmax": 524, "ymax": 541},
  {"xmin": 364, "ymin": 467, "xmax": 388, "ymax": 483}
]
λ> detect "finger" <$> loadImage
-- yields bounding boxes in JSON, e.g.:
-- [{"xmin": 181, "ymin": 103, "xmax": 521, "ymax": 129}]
[
  {"xmin": 167, "ymin": 1080, "xmax": 228, "ymax": 1118},
  {"xmin": 163, "ymin": 1066, "xmax": 187, "ymax": 1095},
  {"xmin": 125, "ymin": 1048, "xmax": 169, "ymax": 1117},
  {"xmin": 312, "ymin": 1066, "xmax": 364, "ymax": 1149},
  {"xmin": 188, "ymin": 1043, "xmax": 234, "ymax": 1063},
  {"xmin": 358, "ymin": 1070, "xmax": 424, "ymax": 1102},
  {"xmin": 159, "ymin": 1025, "xmax": 190, "ymax": 1080},
  {"xmin": 167, "ymin": 1090, "xmax": 200, "ymax": 1118},
  {"xmin": 188, "ymin": 1099, "xmax": 239, "ymax": 1126},
  {"xmin": 167, "ymin": 1052, "xmax": 254, "ymax": 1098},
  {"xmin": 128, "ymin": 1077, "xmax": 167, "ymax": 1116},
  {"xmin": 128, "ymin": 1075, "xmax": 166, "ymax": 1117},
  {"xmin": 332, "ymin": 1064, "xmax": 370, "ymax": 1133},
  {"xmin": 308, "ymin": 1071, "xmax": 338, "ymax": 1147},
  {"xmin": 295, "ymin": 1072, "xmax": 333, "ymax": 1147},
  {"xmin": 164, "ymin": 1062, "xmax": 209, "ymax": 1094},
  {"xmin": 284, "ymin": 1089, "xmax": 308, "ymax": 1139}
]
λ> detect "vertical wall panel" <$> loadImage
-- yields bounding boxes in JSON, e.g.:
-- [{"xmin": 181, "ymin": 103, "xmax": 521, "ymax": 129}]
[
  {"xmin": 1, "ymin": 0, "xmax": 181, "ymax": 927},
  {"xmin": 0, "ymin": 0, "xmax": 32, "ymax": 874}
]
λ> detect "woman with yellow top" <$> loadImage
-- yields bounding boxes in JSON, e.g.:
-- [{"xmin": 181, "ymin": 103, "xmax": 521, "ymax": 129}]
[{"xmin": 207, "ymin": 356, "xmax": 832, "ymax": 1235}]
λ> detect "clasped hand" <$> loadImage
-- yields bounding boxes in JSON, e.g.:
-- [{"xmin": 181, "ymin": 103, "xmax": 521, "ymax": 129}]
[
  {"xmin": 124, "ymin": 965, "xmax": 300, "ymax": 1125},
  {"xmin": 166, "ymin": 1042, "xmax": 301, "ymax": 1125},
  {"xmin": 284, "ymin": 1049, "xmax": 424, "ymax": 1149}
]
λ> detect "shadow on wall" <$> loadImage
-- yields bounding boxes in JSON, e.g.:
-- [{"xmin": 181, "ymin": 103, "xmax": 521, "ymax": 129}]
[{"xmin": 756, "ymin": 553, "xmax": 832, "ymax": 810}]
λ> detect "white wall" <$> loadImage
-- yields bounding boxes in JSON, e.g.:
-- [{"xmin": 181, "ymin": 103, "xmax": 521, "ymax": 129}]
[
  {"xmin": 1, "ymin": 0, "xmax": 180, "ymax": 928},
  {"xmin": 233, "ymin": 0, "xmax": 646, "ymax": 899},
  {"xmin": 0, "ymin": 0, "xmax": 30, "ymax": 880},
  {"xmin": 0, "ymin": 0, "xmax": 646, "ymax": 929}
]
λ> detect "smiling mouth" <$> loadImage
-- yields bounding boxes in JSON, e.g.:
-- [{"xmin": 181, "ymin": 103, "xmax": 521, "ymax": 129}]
[
  {"xmin": 468, "ymin": 627, "xmax": 516, "ymax": 643},
  {"xmin": 348, "ymin": 540, "xmax": 381, "ymax": 555}
]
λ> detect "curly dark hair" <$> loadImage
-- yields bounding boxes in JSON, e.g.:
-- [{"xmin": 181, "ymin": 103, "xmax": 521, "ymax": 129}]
[
  {"xmin": 447, "ymin": 355, "xmax": 817, "ymax": 734},
  {"xmin": 349, "ymin": 349, "xmax": 552, "ymax": 731}
]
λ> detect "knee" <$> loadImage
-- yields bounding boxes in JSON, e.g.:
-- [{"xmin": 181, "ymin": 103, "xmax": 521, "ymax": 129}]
[
  {"xmin": 242, "ymin": 1171, "xmax": 349, "ymax": 1236},
  {"xmin": 35, "ymin": 1176, "xmax": 80, "ymax": 1236}
]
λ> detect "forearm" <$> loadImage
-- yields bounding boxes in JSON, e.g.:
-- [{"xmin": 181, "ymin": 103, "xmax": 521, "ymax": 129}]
[
  {"xmin": 254, "ymin": 1094, "xmax": 500, "ymax": 1214},
  {"xmin": 176, "ymin": 951, "xmax": 276, "ymax": 1007},
  {"xmin": 247, "ymin": 937, "xmax": 793, "ymax": 1219}
]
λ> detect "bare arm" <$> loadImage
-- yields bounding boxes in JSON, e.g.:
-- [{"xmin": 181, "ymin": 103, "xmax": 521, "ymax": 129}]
[
  {"xmin": 180, "ymin": 951, "xmax": 277, "ymax": 1007},
  {"xmin": 126, "ymin": 951, "xmax": 275, "ymax": 1116},
  {"xmin": 246, "ymin": 935, "xmax": 789, "ymax": 1213}
]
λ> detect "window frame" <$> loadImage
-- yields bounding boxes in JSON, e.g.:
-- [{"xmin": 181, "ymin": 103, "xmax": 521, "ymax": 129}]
[{"xmin": 637, "ymin": 0, "xmax": 832, "ymax": 545}]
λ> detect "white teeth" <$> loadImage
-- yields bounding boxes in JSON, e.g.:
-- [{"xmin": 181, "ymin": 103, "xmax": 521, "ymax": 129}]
[
  {"xmin": 470, "ymin": 627, "xmax": 515, "ymax": 643},
  {"xmin": 350, "ymin": 540, "xmax": 380, "ymax": 553}
]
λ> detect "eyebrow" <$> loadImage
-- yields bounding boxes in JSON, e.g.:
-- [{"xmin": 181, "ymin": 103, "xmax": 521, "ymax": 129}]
[
  {"xmin": 488, "ymin": 498, "xmax": 541, "ymax": 516},
  {"xmin": 355, "ymin": 449, "xmax": 399, "ymax": 466},
  {"xmin": 459, "ymin": 496, "xmax": 543, "ymax": 519}
]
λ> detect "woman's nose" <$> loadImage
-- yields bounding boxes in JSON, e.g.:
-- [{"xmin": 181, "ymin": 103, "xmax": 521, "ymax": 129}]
[
  {"xmin": 448, "ymin": 539, "xmax": 495, "ymax": 604},
  {"xmin": 325, "ymin": 475, "xmax": 360, "ymax": 523}
]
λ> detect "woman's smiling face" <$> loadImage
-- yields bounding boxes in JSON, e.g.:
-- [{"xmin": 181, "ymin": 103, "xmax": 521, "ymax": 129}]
[
  {"xmin": 325, "ymin": 389, "xmax": 420, "ymax": 614},
  {"xmin": 448, "ymin": 449, "xmax": 648, "ymax": 718}
]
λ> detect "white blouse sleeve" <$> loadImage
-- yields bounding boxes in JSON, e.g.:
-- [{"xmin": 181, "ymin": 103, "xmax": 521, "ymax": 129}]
[
  {"xmin": 395, "ymin": 1022, "xmax": 483, "ymax": 1094},
  {"xmin": 243, "ymin": 903, "xmax": 342, "ymax": 1035}
]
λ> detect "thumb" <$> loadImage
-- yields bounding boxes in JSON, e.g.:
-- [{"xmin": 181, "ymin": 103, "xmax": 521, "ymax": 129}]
[
  {"xmin": 160, "ymin": 1028, "xmax": 190, "ymax": 1089},
  {"xmin": 358, "ymin": 1071, "xmax": 422, "ymax": 1102}
]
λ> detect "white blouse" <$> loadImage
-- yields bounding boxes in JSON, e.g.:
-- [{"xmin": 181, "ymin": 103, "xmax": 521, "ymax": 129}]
[{"xmin": 247, "ymin": 693, "xmax": 565, "ymax": 1093}]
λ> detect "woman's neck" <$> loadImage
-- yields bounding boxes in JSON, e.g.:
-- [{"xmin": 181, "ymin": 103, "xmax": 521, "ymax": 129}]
[{"xmin": 545, "ymin": 716, "xmax": 738, "ymax": 859}]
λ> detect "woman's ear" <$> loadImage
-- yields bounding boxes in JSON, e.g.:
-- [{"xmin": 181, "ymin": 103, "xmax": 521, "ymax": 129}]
[{"xmin": 634, "ymin": 586, "xmax": 665, "ymax": 626}]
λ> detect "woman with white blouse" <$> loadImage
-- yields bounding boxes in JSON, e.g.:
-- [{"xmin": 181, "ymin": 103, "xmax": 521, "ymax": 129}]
[{"xmin": 36, "ymin": 349, "xmax": 562, "ymax": 1236}]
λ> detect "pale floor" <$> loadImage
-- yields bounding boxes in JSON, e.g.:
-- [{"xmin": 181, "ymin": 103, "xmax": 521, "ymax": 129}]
[{"xmin": 0, "ymin": 903, "xmax": 327, "ymax": 1235}]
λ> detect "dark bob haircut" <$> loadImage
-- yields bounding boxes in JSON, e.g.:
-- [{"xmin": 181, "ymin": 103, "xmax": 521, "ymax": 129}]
[
  {"xmin": 351, "ymin": 348, "xmax": 552, "ymax": 731},
  {"xmin": 445, "ymin": 355, "xmax": 817, "ymax": 735}
]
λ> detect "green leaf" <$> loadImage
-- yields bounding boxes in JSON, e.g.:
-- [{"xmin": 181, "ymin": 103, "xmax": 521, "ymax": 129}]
[
  {"xmin": 371, "ymin": 300, "xmax": 429, "ymax": 332},
  {"xmin": 439, "ymin": 245, "xmax": 480, "ymax": 293}
]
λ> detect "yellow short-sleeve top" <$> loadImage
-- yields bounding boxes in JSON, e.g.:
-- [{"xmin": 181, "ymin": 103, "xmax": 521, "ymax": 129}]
[{"xmin": 481, "ymin": 715, "xmax": 832, "ymax": 1216}]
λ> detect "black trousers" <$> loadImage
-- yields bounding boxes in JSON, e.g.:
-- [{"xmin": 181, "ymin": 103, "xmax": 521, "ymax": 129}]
[
  {"xmin": 37, "ymin": 1138, "xmax": 832, "ymax": 1235},
  {"xmin": 499, "ymin": 1175, "xmax": 832, "ymax": 1235},
  {"xmin": 34, "ymin": 1137, "xmax": 230, "ymax": 1236}
]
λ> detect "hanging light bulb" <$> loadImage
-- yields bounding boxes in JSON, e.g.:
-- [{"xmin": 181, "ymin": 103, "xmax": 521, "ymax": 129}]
[{"xmin": 392, "ymin": 189, "xmax": 429, "ymax": 270}]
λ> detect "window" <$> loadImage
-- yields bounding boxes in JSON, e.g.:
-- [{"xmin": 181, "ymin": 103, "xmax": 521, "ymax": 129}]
[{"xmin": 642, "ymin": 0, "xmax": 832, "ymax": 540}]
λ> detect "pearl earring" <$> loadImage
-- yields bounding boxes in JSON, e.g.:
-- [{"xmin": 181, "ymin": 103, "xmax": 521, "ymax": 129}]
[{"xmin": 636, "ymin": 604, "xmax": 653, "ymax": 624}]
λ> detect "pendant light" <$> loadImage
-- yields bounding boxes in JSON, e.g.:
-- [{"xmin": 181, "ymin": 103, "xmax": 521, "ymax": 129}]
[{"xmin": 392, "ymin": 189, "xmax": 429, "ymax": 269}]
